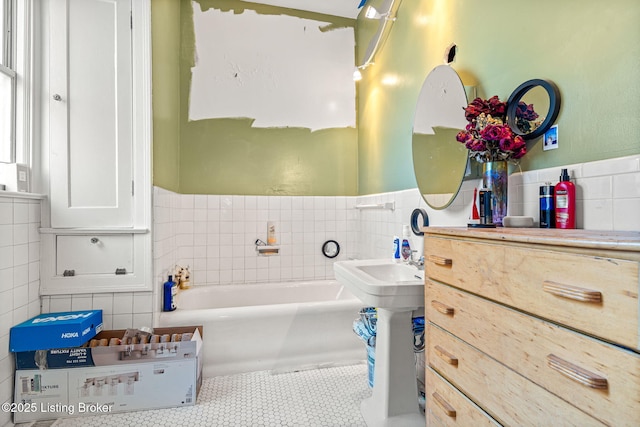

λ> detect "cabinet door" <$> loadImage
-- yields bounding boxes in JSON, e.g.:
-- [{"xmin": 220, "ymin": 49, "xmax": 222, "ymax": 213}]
[
  {"xmin": 56, "ymin": 235, "xmax": 134, "ymax": 276},
  {"xmin": 49, "ymin": 0, "xmax": 133, "ymax": 228}
]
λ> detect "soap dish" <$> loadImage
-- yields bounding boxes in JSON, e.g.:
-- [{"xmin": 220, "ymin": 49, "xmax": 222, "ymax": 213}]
[{"xmin": 503, "ymin": 216, "xmax": 534, "ymax": 228}]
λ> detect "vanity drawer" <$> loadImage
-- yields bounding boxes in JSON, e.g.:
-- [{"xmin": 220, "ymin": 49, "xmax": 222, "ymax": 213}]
[
  {"xmin": 426, "ymin": 280, "xmax": 640, "ymax": 427},
  {"xmin": 427, "ymin": 323, "xmax": 606, "ymax": 427},
  {"xmin": 425, "ymin": 236, "xmax": 639, "ymax": 349},
  {"xmin": 425, "ymin": 367, "xmax": 499, "ymax": 427}
]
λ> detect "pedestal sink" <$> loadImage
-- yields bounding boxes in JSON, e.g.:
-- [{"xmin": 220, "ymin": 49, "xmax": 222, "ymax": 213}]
[{"xmin": 334, "ymin": 259, "xmax": 425, "ymax": 427}]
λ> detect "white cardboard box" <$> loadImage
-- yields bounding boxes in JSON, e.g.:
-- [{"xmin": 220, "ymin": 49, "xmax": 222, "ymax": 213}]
[{"xmin": 13, "ymin": 326, "xmax": 203, "ymax": 423}]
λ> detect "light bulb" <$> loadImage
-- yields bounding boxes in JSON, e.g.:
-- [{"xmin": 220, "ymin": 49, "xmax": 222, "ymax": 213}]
[{"xmin": 365, "ymin": 6, "xmax": 379, "ymax": 19}]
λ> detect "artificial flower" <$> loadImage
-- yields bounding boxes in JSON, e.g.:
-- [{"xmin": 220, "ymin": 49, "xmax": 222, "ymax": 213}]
[{"xmin": 456, "ymin": 96, "xmax": 539, "ymax": 163}]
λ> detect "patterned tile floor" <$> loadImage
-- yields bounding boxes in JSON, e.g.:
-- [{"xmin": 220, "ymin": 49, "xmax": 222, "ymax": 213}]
[{"xmin": 19, "ymin": 364, "xmax": 372, "ymax": 427}]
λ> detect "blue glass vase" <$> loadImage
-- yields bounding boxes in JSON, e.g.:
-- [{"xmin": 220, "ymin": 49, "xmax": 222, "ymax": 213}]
[{"xmin": 482, "ymin": 161, "xmax": 508, "ymax": 226}]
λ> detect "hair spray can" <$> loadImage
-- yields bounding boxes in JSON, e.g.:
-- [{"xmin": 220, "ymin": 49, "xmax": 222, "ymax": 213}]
[{"xmin": 539, "ymin": 184, "xmax": 555, "ymax": 228}]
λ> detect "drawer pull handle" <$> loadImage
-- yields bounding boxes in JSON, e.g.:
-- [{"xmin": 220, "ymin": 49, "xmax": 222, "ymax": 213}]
[
  {"xmin": 432, "ymin": 392, "xmax": 456, "ymax": 418},
  {"xmin": 427, "ymin": 255, "xmax": 453, "ymax": 266},
  {"xmin": 434, "ymin": 345, "xmax": 458, "ymax": 366},
  {"xmin": 547, "ymin": 354, "xmax": 608, "ymax": 389},
  {"xmin": 542, "ymin": 281, "xmax": 602, "ymax": 303},
  {"xmin": 431, "ymin": 300, "xmax": 454, "ymax": 316}
]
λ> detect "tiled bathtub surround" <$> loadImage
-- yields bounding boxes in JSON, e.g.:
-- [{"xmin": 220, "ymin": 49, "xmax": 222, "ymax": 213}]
[
  {"xmin": 153, "ymin": 190, "xmax": 360, "ymax": 291},
  {"xmin": 153, "ymin": 181, "xmax": 476, "ymax": 291},
  {"xmin": 0, "ymin": 195, "xmax": 41, "ymax": 427}
]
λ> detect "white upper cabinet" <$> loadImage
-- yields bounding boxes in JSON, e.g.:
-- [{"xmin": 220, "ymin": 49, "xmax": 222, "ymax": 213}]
[
  {"xmin": 49, "ymin": 0, "xmax": 133, "ymax": 228},
  {"xmin": 40, "ymin": 0, "xmax": 152, "ymax": 294}
]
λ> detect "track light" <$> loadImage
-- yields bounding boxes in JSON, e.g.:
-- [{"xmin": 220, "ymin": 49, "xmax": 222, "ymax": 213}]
[
  {"xmin": 352, "ymin": 62, "xmax": 374, "ymax": 82},
  {"xmin": 364, "ymin": 5, "xmax": 395, "ymax": 21},
  {"xmin": 355, "ymin": 0, "xmax": 400, "ymax": 81}
]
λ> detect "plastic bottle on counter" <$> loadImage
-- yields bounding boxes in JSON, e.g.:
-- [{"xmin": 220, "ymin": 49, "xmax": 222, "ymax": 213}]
[
  {"xmin": 401, "ymin": 225, "xmax": 413, "ymax": 262},
  {"xmin": 392, "ymin": 236, "xmax": 401, "ymax": 263},
  {"xmin": 539, "ymin": 183, "xmax": 555, "ymax": 228},
  {"xmin": 554, "ymin": 169, "xmax": 576, "ymax": 229}
]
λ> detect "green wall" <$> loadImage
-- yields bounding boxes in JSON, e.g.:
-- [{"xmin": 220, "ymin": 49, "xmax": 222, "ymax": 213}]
[
  {"xmin": 154, "ymin": 0, "xmax": 640, "ymax": 197},
  {"xmin": 358, "ymin": 0, "xmax": 640, "ymax": 194},
  {"xmin": 152, "ymin": 0, "xmax": 181, "ymax": 193},
  {"xmin": 152, "ymin": 0, "xmax": 358, "ymax": 195}
]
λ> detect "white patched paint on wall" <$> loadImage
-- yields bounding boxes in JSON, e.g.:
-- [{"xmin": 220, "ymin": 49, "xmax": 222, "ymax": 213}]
[{"xmin": 189, "ymin": 3, "xmax": 356, "ymax": 131}]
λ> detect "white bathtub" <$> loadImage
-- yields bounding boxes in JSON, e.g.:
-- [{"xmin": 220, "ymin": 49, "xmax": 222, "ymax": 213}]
[{"xmin": 158, "ymin": 280, "xmax": 365, "ymax": 377}]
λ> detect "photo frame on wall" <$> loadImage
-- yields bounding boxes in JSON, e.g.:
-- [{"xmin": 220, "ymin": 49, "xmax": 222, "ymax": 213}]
[{"xmin": 543, "ymin": 125, "xmax": 558, "ymax": 151}]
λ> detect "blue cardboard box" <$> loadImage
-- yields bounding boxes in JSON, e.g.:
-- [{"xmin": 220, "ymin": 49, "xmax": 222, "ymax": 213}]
[{"xmin": 10, "ymin": 310, "xmax": 103, "ymax": 352}]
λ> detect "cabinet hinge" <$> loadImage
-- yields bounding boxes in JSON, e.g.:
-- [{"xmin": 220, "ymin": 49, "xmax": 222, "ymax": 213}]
[
  {"xmin": 130, "ymin": 11, "xmax": 133, "ymax": 29},
  {"xmin": 132, "ymin": 180, "xmax": 135, "ymax": 196}
]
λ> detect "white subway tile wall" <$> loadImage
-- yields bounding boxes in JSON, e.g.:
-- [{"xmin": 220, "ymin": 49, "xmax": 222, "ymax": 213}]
[
  {"xmin": 40, "ymin": 292, "xmax": 154, "ymax": 333},
  {"xmin": 508, "ymin": 154, "xmax": 640, "ymax": 231},
  {"xmin": 153, "ymin": 154, "xmax": 640, "ymax": 293},
  {"xmin": 0, "ymin": 197, "xmax": 41, "ymax": 427},
  {"xmin": 152, "ymin": 191, "xmax": 360, "ymax": 295}
]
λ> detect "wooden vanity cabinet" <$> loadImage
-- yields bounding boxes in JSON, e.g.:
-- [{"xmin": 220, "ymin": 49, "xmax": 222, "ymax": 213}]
[{"xmin": 423, "ymin": 228, "xmax": 640, "ymax": 426}]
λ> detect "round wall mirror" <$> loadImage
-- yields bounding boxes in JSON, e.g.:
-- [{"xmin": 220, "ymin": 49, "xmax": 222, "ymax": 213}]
[
  {"xmin": 506, "ymin": 79, "xmax": 561, "ymax": 140},
  {"xmin": 412, "ymin": 65, "xmax": 469, "ymax": 210}
]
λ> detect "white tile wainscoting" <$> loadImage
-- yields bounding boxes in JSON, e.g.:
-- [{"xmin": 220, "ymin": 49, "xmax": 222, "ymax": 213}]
[
  {"xmin": 152, "ymin": 191, "xmax": 360, "ymax": 292},
  {"xmin": 35, "ymin": 154, "xmax": 640, "ymax": 330},
  {"xmin": 153, "ymin": 154, "xmax": 640, "ymax": 311},
  {"xmin": 0, "ymin": 195, "xmax": 42, "ymax": 427},
  {"xmin": 508, "ymin": 154, "xmax": 640, "ymax": 231},
  {"xmin": 40, "ymin": 291, "xmax": 154, "ymax": 332}
]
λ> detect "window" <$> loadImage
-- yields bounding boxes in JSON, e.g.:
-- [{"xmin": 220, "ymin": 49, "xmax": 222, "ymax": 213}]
[
  {"xmin": 0, "ymin": 0, "xmax": 31, "ymax": 165},
  {"xmin": 0, "ymin": 0, "xmax": 15, "ymax": 163}
]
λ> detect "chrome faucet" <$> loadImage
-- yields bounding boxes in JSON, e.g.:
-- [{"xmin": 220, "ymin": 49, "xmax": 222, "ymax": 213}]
[{"xmin": 408, "ymin": 254, "xmax": 424, "ymax": 270}]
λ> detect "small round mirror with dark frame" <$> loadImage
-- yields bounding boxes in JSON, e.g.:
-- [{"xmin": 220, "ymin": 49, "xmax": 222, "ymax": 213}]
[
  {"xmin": 506, "ymin": 79, "xmax": 561, "ymax": 140},
  {"xmin": 321, "ymin": 240, "xmax": 340, "ymax": 259}
]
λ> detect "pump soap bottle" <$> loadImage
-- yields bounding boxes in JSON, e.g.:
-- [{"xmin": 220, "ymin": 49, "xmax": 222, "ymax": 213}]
[
  {"xmin": 401, "ymin": 225, "xmax": 413, "ymax": 263},
  {"xmin": 554, "ymin": 168, "xmax": 576, "ymax": 229},
  {"xmin": 392, "ymin": 236, "xmax": 401, "ymax": 263}
]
